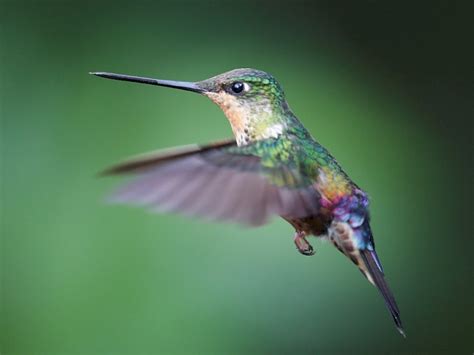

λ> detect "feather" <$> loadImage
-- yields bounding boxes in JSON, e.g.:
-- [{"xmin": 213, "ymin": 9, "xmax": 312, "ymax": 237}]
[
  {"xmin": 101, "ymin": 139, "xmax": 236, "ymax": 175},
  {"xmin": 360, "ymin": 249, "xmax": 405, "ymax": 337},
  {"xmin": 104, "ymin": 138, "xmax": 321, "ymax": 226},
  {"xmin": 329, "ymin": 221, "xmax": 405, "ymax": 337}
]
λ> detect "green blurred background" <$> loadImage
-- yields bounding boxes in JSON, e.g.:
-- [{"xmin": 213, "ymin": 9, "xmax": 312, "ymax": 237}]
[{"xmin": 1, "ymin": 1, "xmax": 472, "ymax": 354}]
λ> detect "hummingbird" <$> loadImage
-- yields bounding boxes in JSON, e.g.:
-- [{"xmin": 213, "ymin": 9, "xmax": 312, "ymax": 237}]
[{"xmin": 91, "ymin": 68, "xmax": 405, "ymax": 336}]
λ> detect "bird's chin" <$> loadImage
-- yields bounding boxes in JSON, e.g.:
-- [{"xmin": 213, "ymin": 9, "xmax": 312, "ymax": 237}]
[{"xmin": 204, "ymin": 91, "xmax": 249, "ymax": 144}]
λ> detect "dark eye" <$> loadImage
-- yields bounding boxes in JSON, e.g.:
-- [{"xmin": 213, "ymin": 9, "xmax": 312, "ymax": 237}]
[{"xmin": 231, "ymin": 81, "xmax": 244, "ymax": 94}]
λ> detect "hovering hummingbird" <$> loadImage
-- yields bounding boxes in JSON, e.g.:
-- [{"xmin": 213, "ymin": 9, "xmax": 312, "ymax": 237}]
[{"xmin": 91, "ymin": 68, "xmax": 404, "ymax": 336}]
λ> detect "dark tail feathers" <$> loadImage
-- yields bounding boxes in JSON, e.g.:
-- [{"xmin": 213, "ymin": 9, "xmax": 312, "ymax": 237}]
[{"xmin": 360, "ymin": 249, "xmax": 406, "ymax": 337}]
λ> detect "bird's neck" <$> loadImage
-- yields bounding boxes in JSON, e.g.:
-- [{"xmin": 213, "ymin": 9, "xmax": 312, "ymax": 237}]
[{"xmin": 206, "ymin": 92, "xmax": 296, "ymax": 146}]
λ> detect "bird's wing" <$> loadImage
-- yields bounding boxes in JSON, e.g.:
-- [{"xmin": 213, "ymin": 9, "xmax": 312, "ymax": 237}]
[{"xmin": 103, "ymin": 138, "xmax": 320, "ymax": 226}]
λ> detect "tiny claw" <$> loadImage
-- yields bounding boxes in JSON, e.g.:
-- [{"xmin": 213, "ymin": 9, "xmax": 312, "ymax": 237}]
[
  {"xmin": 294, "ymin": 231, "xmax": 315, "ymax": 256},
  {"xmin": 298, "ymin": 243, "xmax": 315, "ymax": 256}
]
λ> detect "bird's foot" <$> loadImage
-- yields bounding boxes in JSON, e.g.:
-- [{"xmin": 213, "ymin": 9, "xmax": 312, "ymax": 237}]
[{"xmin": 294, "ymin": 231, "xmax": 315, "ymax": 256}]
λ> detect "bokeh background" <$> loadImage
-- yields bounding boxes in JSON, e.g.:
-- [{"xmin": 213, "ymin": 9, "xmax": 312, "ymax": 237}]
[{"xmin": 1, "ymin": 1, "xmax": 472, "ymax": 354}]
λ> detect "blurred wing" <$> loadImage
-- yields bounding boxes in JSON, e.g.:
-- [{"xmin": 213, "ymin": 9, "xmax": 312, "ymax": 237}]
[
  {"xmin": 101, "ymin": 138, "xmax": 237, "ymax": 175},
  {"xmin": 104, "ymin": 138, "xmax": 320, "ymax": 226}
]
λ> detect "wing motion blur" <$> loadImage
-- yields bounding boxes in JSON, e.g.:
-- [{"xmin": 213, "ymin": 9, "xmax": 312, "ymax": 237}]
[{"xmin": 103, "ymin": 138, "xmax": 321, "ymax": 226}]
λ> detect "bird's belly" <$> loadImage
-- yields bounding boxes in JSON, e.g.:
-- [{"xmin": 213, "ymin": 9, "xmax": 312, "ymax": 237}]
[{"xmin": 283, "ymin": 213, "xmax": 332, "ymax": 236}]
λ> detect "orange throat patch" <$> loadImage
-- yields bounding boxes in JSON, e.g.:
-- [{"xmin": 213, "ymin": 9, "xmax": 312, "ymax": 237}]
[{"xmin": 205, "ymin": 92, "xmax": 249, "ymax": 144}]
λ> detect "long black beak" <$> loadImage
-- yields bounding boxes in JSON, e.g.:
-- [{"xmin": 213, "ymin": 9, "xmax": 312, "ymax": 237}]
[{"xmin": 90, "ymin": 72, "xmax": 205, "ymax": 93}]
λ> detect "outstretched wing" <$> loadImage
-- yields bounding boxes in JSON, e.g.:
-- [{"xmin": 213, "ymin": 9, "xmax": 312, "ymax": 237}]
[{"xmin": 103, "ymin": 138, "xmax": 321, "ymax": 226}]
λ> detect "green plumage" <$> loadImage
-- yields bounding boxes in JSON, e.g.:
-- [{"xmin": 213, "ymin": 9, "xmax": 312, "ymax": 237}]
[{"xmin": 93, "ymin": 67, "xmax": 404, "ymax": 336}]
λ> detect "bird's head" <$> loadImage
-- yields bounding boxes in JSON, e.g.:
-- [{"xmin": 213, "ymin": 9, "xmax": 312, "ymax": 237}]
[{"xmin": 91, "ymin": 68, "xmax": 292, "ymax": 145}]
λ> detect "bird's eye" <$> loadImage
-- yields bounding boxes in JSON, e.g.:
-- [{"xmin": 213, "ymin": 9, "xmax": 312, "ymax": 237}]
[
  {"xmin": 226, "ymin": 81, "xmax": 251, "ymax": 95},
  {"xmin": 231, "ymin": 82, "xmax": 245, "ymax": 94}
]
